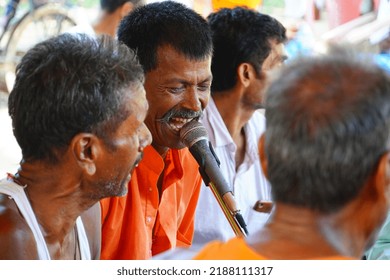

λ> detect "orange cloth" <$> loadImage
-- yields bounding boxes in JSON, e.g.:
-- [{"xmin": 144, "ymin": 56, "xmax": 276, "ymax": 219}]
[
  {"xmin": 100, "ymin": 145, "xmax": 202, "ymax": 260},
  {"xmin": 212, "ymin": 0, "xmax": 262, "ymax": 11},
  {"xmin": 193, "ymin": 237, "xmax": 354, "ymax": 260}
]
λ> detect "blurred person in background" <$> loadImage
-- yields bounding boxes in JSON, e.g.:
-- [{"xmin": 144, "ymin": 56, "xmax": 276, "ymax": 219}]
[
  {"xmin": 374, "ymin": 28, "xmax": 390, "ymax": 74},
  {"xmin": 93, "ymin": 0, "xmax": 146, "ymax": 37},
  {"xmin": 68, "ymin": 0, "xmax": 145, "ymax": 37},
  {"xmin": 193, "ymin": 6, "xmax": 287, "ymax": 245}
]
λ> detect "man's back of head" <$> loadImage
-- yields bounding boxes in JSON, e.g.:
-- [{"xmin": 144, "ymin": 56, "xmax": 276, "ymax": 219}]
[
  {"xmin": 265, "ymin": 48, "xmax": 390, "ymax": 214},
  {"xmin": 257, "ymin": 48, "xmax": 390, "ymax": 259}
]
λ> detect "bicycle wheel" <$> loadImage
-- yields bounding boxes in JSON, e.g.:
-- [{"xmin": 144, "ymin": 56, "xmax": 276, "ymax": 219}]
[{"xmin": 3, "ymin": 4, "xmax": 77, "ymax": 93}]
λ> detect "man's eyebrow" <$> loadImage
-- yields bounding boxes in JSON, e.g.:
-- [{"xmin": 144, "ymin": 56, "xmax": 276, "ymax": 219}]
[{"xmin": 199, "ymin": 76, "xmax": 213, "ymax": 83}]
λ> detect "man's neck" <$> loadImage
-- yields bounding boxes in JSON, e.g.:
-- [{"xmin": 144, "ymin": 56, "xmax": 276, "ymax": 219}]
[
  {"xmin": 213, "ymin": 93, "xmax": 254, "ymax": 140},
  {"xmin": 246, "ymin": 203, "xmax": 364, "ymax": 259},
  {"xmin": 93, "ymin": 12, "xmax": 119, "ymax": 37},
  {"xmin": 213, "ymin": 93, "xmax": 253, "ymax": 168},
  {"xmin": 14, "ymin": 162, "xmax": 89, "ymax": 240}
]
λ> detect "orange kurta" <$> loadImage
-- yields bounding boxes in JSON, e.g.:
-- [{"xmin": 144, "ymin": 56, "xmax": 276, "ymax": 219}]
[
  {"xmin": 100, "ymin": 145, "xmax": 202, "ymax": 260},
  {"xmin": 193, "ymin": 237, "xmax": 354, "ymax": 260}
]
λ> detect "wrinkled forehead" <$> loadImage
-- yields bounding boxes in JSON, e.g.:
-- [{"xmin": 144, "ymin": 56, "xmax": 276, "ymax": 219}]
[{"xmin": 151, "ymin": 44, "xmax": 212, "ymax": 79}]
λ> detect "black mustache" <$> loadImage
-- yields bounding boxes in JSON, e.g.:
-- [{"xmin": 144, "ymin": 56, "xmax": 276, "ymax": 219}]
[{"xmin": 156, "ymin": 108, "xmax": 203, "ymax": 123}]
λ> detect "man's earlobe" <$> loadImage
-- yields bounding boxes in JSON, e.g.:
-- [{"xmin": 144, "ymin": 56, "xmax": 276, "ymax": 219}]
[
  {"xmin": 258, "ymin": 133, "xmax": 269, "ymax": 179},
  {"xmin": 86, "ymin": 164, "xmax": 96, "ymax": 175}
]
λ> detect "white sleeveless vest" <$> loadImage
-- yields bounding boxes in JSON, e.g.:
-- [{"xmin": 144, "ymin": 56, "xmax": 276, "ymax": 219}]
[{"xmin": 0, "ymin": 178, "xmax": 91, "ymax": 260}]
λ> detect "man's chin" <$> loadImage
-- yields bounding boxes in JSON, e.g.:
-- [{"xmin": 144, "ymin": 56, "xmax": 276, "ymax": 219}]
[
  {"xmin": 154, "ymin": 136, "xmax": 187, "ymax": 151},
  {"xmin": 116, "ymin": 173, "xmax": 131, "ymax": 197},
  {"xmin": 160, "ymin": 124, "xmax": 187, "ymax": 148},
  {"xmin": 116, "ymin": 183, "xmax": 129, "ymax": 197},
  {"xmin": 169, "ymin": 141, "xmax": 187, "ymax": 150}
]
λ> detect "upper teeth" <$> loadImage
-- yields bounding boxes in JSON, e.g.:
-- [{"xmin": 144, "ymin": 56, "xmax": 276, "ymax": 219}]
[{"xmin": 169, "ymin": 118, "xmax": 193, "ymax": 132}]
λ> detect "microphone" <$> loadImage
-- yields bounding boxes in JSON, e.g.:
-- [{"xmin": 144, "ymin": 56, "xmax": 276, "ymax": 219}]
[{"xmin": 180, "ymin": 120, "xmax": 248, "ymax": 236}]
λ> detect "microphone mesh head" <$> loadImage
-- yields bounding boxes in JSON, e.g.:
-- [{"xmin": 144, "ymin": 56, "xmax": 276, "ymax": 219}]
[{"xmin": 180, "ymin": 120, "xmax": 209, "ymax": 148}]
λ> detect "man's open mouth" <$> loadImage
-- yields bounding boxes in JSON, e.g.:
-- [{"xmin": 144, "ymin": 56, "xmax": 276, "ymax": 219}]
[{"xmin": 168, "ymin": 117, "xmax": 196, "ymax": 132}]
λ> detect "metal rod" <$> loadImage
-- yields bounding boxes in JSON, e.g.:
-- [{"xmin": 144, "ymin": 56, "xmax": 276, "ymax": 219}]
[{"xmin": 208, "ymin": 182, "xmax": 247, "ymax": 237}]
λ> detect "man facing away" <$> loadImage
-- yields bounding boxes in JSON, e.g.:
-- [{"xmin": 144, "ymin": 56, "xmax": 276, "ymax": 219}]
[
  {"xmin": 70, "ymin": 0, "xmax": 145, "ymax": 38},
  {"xmin": 93, "ymin": 0, "xmax": 145, "ymax": 37},
  {"xmin": 194, "ymin": 48, "xmax": 390, "ymax": 259},
  {"xmin": 0, "ymin": 34, "xmax": 152, "ymax": 259},
  {"xmin": 100, "ymin": 1, "xmax": 213, "ymax": 259},
  {"xmin": 194, "ymin": 7, "xmax": 287, "ymax": 245}
]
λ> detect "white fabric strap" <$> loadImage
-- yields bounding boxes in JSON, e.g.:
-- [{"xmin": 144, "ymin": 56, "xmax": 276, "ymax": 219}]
[
  {"xmin": 75, "ymin": 217, "xmax": 91, "ymax": 260},
  {"xmin": 0, "ymin": 178, "xmax": 51, "ymax": 260},
  {"xmin": 0, "ymin": 178, "xmax": 91, "ymax": 260}
]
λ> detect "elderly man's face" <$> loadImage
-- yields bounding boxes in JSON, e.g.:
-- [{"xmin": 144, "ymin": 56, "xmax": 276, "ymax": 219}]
[
  {"xmin": 144, "ymin": 44, "xmax": 212, "ymax": 155},
  {"xmin": 95, "ymin": 84, "xmax": 152, "ymax": 198}
]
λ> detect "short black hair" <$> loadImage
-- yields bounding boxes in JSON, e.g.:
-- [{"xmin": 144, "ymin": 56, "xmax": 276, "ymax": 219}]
[
  {"xmin": 207, "ymin": 7, "xmax": 286, "ymax": 92},
  {"xmin": 117, "ymin": 0, "xmax": 213, "ymax": 73},
  {"xmin": 8, "ymin": 33, "xmax": 144, "ymax": 163}
]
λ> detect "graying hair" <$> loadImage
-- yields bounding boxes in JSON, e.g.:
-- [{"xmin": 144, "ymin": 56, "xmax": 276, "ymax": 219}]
[{"xmin": 265, "ymin": 48, "xmax": 390, "ymax": 213}]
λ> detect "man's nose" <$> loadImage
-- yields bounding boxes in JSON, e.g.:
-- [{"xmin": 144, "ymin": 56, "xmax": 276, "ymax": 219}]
[
  {"xmin": 139, "ymin": 123, "xmax": 152, "ymax": 151},
  {"xmin": 181, "ymin": 88, "xmax": 203, "ymax": 112}
]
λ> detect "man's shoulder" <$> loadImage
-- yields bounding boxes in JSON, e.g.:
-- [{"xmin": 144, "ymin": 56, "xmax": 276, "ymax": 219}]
[
  {"xmin": 249, "ymin": 109, "xmax": 266, "ymax": 123},
  {"xmin": 246, "ymin": 110, "xmax": 266, "ymax": 136},
  {"xmin": 0, "ymin": 193, "xmax": 37, "ymax": 259}
]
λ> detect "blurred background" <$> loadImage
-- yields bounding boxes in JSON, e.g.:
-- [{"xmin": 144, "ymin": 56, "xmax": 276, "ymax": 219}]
[{"xmin": 0, "ymin": 0, "xmax": 389, "ymax": 176}]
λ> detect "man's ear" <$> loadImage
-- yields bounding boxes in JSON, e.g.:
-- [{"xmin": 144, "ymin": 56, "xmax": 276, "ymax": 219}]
[
  {"xmin": 237, "ymin": 63, "xmax": 255, "ymax": 88},
  {"xmin": 348, "ymin": 153, "xmax": 390, "ymax": 210},
  {"xmin": 258, "ymin": 133, "xmax": 269, "ymax": 179},
  {"xmin": 120, "ymin": 2, "xmax": 134, "ymax": 18},
  {"xmin": 70, "ymin": 133, "xmax": 100, "ymax": 175},
  {"xmin": 374, "ymin": 152, "xmax": 390, "ymax": 203},
  {"xmin": 344, "ymin": 152, "xmax": 390, "ymax": 242}
]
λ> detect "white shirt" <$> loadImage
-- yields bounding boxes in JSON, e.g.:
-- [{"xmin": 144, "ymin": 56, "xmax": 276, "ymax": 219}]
[{"xmin": 193, "ymin": 98, "xmax": 272, "ymax": 245}]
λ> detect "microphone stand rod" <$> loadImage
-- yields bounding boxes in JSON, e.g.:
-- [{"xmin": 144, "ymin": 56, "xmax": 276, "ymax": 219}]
[{"xmin": 208, "ymin": 182, "xmax": 247, "ymax": 237}]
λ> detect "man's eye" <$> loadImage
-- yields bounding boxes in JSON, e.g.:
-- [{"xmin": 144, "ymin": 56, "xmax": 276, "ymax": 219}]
[
  {"xmin": 168, "ymin": 87, "xmax": 184, "ymax": 94},
  {"xmin": 198, "ymin": 84, "xmax": 210, "ymax": 92}
]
